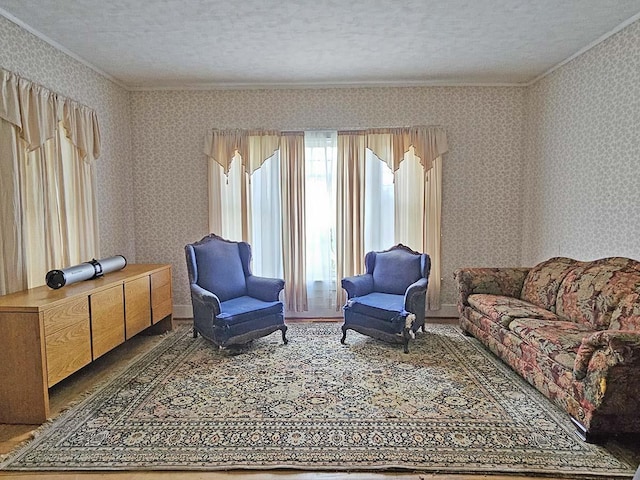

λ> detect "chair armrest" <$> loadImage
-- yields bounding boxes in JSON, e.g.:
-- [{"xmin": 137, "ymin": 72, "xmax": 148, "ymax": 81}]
[
  {"xmin": 341, "ymin": 274, "xmax": 374, "ymax": 299},
  {"xmin": 454, "ymin": 267, "xmax": 530, "ymax": 314},
  {"xmin": 246, "ymin": 275, "xmax": 285, "ymax": 302},
  {"xmin": 404, "ymin": 277, "xmax": 428, "ymax": 311},
  {"xmin": 190, "ymin": 283, "xmax": 221, "ymax": 317},
  {"xmin": 573, "ymin": 330, "xmax": 640, "ymax": 380}
]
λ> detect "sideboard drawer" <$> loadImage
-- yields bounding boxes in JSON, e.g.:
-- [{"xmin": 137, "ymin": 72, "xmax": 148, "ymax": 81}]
[
  {"xmin": 46, "ymin": 319, "xmax": 91, "ymax": 387},
  {"xmin": 151, "ymin": 268, "xmax": 172, "ymax": 324},
  {"xmin": 43, "ymin": 296, "xmax": 89, "ymax": 335},
  {"xmin": 125, "ymin": 276, "xmax": 151, "ymax": 339},
  {"xmin": 90, "ymin": 285, "xmax": 125, "ymax": 359}
]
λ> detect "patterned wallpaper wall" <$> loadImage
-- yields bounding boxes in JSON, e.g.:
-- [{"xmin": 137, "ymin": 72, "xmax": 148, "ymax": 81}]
[
  {"xmin": 0, "ymin": 16, "xmax": 135, "ymax": 261},
  {"xmin": 522, "ymin": 19, "xmax": 640, "ymax": 265},
  {"xmin": 130, "ymin": 87, "xmax": 526, "ymax": 309}
]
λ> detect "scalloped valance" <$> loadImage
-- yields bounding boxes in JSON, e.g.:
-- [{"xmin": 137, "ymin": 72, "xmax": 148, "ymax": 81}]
[
  {"xmin": 0, "ymin": 68, "xmax": 100, "ymax": 161},
  {"xmin": 205, "ymin": 126, "xmax": 448, "ymax": 176}
]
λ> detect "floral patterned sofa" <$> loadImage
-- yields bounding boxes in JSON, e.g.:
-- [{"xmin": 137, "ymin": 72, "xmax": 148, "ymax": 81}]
[{"xmin": 455, "ymin": 256, "xmax": 640, "ymax": 441}]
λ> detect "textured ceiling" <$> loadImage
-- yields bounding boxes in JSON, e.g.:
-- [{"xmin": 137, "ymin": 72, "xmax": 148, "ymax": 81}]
[{"xmin": 1, "ymin": 0, "xmax": 640, "ymax": 89}]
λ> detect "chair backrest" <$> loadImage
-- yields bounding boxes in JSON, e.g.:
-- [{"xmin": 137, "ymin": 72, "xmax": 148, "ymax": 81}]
[
  {"xmin": 366, "ymin": 244, "xmax": 429, "ymax": 295},
  {"xmin": 185, "ymin": 234, "xmax": 250, "ymax": 302}
]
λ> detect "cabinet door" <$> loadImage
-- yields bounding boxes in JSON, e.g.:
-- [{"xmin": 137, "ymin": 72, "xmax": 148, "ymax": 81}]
[
  {"xmin": 151, "ymin": 268, "xmax": 172, "ymax": 324},
  {"xmin": 91, "ymin": 285, "xmax": 125, "ymax": 359},
  {"xmin": 124, "ymin": 276, "xmax": 151, "ymax": 339},
  {"xmin": 44, "ymin": 297, "xmax": 91, "ymax": 387}
]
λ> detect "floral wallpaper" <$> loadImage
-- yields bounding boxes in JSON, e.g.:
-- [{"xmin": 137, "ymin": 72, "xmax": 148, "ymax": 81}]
[
  {"xmin": 0, "ymin": 15, "xmax": 135, "ymax": 261},
  {"xmin": 130, "ymin": 86, "xmax": 526, "ymax": 311},
  {"xmin": 522, "ymin": 19, "xmax": 640, "ymax": 266}
]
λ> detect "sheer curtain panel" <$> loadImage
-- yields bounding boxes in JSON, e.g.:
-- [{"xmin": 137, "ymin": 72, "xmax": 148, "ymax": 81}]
[{"xmin": 306, "ymin": 131, "xmax": 338, "ymax": 313}]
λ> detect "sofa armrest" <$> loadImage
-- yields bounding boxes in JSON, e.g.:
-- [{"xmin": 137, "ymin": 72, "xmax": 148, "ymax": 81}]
[
  {"xmin": 342, "ymin": 274, "xmax": 374, "ymax": 299},
  {"xmin": 246, "ymin": 275, "xmax": 285, "ymax": 302},
  {"xmin": 191, "ymin": 283, "xmax": 221, "ymax": 317},
  {"xmin": 454, "ymin": 267, "xmax": 530, "ymax": 314},
  {"xmin": 573, "ymin": 330, "xmax": 640, "ymax": 380},
  {"xmin": 405, "ymin": 277, "xmax": 428, "ymax": 311}
]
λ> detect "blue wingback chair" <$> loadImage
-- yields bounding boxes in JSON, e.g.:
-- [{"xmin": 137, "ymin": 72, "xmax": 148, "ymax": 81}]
[
  {"xmin": 341, "ymin": 244, "xmax": 431, "ymax": 353},
  {"xmin": 185, "ymin": 233, "xmax": 287, "ymax": 348}
]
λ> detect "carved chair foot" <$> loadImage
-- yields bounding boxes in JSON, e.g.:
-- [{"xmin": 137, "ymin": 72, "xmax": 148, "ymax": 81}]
[
  {"xmin": 340, "ymin": 326, "xmax": 347, "ymax": 344},
  {"xmin": 281, "ymin": 326, "xmax": 288, "ymax": 345}
]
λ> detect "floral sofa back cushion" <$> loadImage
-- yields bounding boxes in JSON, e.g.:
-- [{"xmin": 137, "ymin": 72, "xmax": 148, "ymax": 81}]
[
  {"xmin": 609, "ymin": 292, "xmax": 640, "ymax": 330},
  {"xmin": 520, "ymin": 257, "xmax": 583, "ymax": 313},
  {"xmin": 556, "ymin": 258, "xmax": 640, "ymax": 330}
]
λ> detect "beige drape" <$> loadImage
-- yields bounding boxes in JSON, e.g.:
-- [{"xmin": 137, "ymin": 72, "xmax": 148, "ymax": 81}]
[
  {"xmin": 424, "ymin": 155, "xmax": 442, "ymax": 310},
  {"xmin": 279, "ymin": 133, "xmax": 307, "ymax": 312},
  {"xmin": 0, "ymin": 69, "xmax": 101, "ymax": 295},
  {"xmin": 336, "ymin": 131, "xmax": 366, "ymax": 307}
]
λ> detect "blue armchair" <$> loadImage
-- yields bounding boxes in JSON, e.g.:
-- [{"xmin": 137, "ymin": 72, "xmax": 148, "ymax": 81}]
[
  {"xmin": 185, "ymin": 233, "xmax": 287, "ymax": 348},
  {"xmin": 341, "ymin": 244, "xmax": 431, "ymax": 353}
]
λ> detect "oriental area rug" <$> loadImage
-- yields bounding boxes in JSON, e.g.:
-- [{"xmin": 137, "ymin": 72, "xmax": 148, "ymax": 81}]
[{"xmin": 1, "ymin": 323, "xmax": 638, "ymax": 477}]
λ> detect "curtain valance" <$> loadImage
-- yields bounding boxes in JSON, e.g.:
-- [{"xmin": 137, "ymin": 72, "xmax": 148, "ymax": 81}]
[
  {"xmin": 0, "ymin": 69, "xmax": 101, "ymax": 161},
  {"xmin": 206, "ymin": 126, "xmax": 447, "ymax": 176},
  {"xmin": 361, "ymin": 126, "xmax": 448, "ymax": 172},
  {"xmin": 204, "ymin": 129, "xmax": 280, "ymax": 176}
]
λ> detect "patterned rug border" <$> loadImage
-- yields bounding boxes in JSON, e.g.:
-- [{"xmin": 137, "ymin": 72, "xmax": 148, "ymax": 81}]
[{"xmin": 1, "ymin": 323, "xmax": 637, "ymax": 478}]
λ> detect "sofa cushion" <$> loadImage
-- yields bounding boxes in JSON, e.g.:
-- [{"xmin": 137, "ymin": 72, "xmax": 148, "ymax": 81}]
[
  {"xmin": 346, "ymin": 292, "xmax": 405, "ymax": 321},
  {"xmin": 508, "ymin": 319, "xmax": 594, "ymax": 370},
  {"xmin": 217, "ymin": 296, "xmax": 282, "ymax": 324},
  {"xmin": 556, "ymin": 260, "xmax": 640, "ymax": 330},
  {"xmin": 371, "ymin": 249, "xmax": 422, "ymax": 295},
  {"xmin": 521, "ymin": 257, "xmax": 582, "ymax": 312},
  {"xmin": 468, "ymin": 294, "xmax": 559, "ymax": 327}
]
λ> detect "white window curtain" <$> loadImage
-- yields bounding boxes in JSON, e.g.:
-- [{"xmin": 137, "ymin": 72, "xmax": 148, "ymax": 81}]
[
  {"xmin": 0, "ymin": 69, "xmax": 101, "ymax": 295},
  {"xmin": 305, "ymin": 131, "xmax": 338, "ymax": 315},
  {"xmin": 250, "ymin": 151, "xmax": 283, "ymax": 278},
  {"xmin": 364, "ymin": 148, "xmax": 394, "ymax": 253},
  {"xmin": 394, "ymin": 147, "xmax": 425, "ymax": 251}
]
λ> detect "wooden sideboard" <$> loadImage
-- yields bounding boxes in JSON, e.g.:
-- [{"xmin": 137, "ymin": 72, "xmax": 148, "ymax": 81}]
[{"xmin": 0, "ymin": 264, "xmax": 172, "ymax": 424}]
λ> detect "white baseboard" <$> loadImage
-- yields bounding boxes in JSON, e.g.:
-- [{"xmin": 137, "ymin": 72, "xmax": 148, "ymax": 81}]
[
  {"xmin": 173, "ymin": 303, "xmax": 458, "ymax": 320},
  {"xmin": 427, "ymin": 304, "xmax": 458, "ymax": 318},
  {"xmin": 173, "ymin": 304, "xmax": 194, "ymax": 319}
]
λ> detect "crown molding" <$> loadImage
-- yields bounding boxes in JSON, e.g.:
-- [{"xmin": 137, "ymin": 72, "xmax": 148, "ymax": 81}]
[{"xmin": 127, "ymin": 80, "xmax": 526, "ymax": 91}]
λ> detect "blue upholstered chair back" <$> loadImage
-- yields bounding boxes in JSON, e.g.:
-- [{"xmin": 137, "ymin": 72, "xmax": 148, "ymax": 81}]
[
  {"xmin": 186, "ymin": 235, "xmax": 251, "ymax": 302},
  {"xmin": 366, "ymin": 245, "xmax": 428, "ymax": 294}
]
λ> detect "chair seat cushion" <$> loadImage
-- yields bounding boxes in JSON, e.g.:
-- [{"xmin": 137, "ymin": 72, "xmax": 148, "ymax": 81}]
[
  {"xmin": 346, "ymin": 292, "xmax": 405, "ymax": 321},
  {"xmin": 217, "ymin": 296, "xmax": 283, "ymax": 324}
]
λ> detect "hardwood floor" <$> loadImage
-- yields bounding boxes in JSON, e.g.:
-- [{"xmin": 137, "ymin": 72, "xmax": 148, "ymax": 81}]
[{"xmin": 0, "ymin": 318, "xmax": 579, "ymax": 480}]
